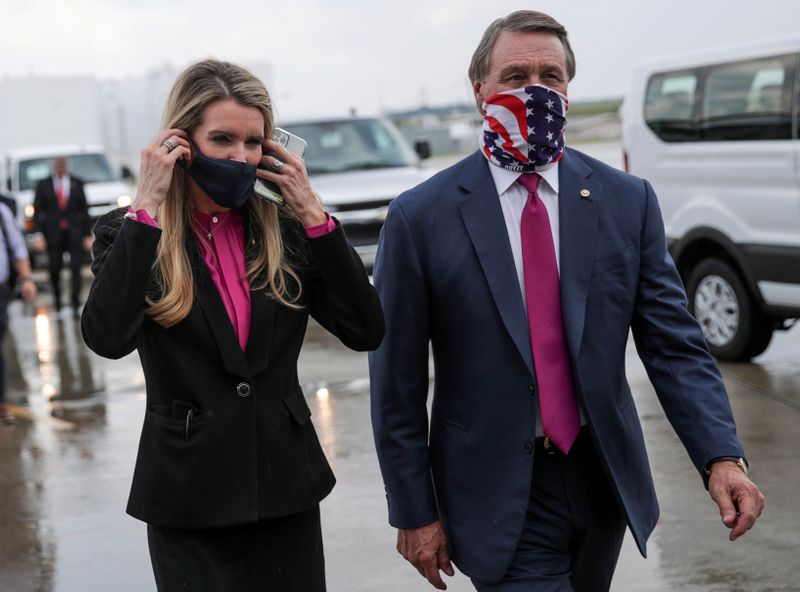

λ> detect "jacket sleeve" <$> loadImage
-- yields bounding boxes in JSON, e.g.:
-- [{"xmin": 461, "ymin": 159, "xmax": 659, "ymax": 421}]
[
  {"xmin": 76, "ymin": 180, "xmax": 92, "ymax": 236},
  {"xmin": 32, "ymin": 180, "xmax": 47, "ymax": 235},
  {"xmin": 303, "ymin": 220, "xmax": 385, "ymax": 351},
  {"xmin": 368, "ymin": 201, "xmax": 439, "ymax": 529},
  {"xmin": 81, "ymin": 208, "xmax": 162, "ymax": 359},
  {"xmin": 631, "ymin": 179, "xmax": 745, "ymax": 479}
]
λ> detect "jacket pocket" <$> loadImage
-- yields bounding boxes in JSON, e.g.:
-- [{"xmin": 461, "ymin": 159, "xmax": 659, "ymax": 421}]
[
  {"xmin": 284, "ymin": 388, "xmax": 312, "ymax": 426},
  {"xmin": 434, "ymin": 416, "xmax": 471, "ymax": 433},
  {"xmin": 146, "ymin": 400, "xmax": 205, "ymax": 439},
  {"xmin": 592, "ymin": 245, "xmax": 635, "ymax": 276}
]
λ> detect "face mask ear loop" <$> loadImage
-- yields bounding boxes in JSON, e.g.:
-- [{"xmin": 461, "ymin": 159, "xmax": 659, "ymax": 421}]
[{"xmin": 178, "ymin": 138, "xmax": 199, "ymax": 171}]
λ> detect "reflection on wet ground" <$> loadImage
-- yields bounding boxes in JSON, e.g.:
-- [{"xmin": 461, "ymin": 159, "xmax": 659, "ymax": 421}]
[{"xmin": 1, "ymin": 264, "xmax": 799, "ymax": 591}]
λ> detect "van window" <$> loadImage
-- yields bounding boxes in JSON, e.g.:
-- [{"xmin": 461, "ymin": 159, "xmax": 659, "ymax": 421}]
[
  {"xmin": 699, "ymin": 54, "xmax": 795, "ymax": 141},
  {"xmin": 644, "ymin": 71, "xmax": 698, "ymax": 141}
]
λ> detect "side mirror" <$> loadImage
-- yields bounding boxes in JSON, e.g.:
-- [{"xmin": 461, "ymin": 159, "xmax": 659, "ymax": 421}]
[
  {"xmin": 120, "ymin": 165, "xmax": 134, "ymax": 180},
  {"xmin": 414, "ymin": 140, "xmax": 431, "ymax": 160}
]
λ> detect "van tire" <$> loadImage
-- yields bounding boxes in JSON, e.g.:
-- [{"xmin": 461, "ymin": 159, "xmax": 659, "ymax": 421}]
[{"xmin": 686, "ymin": 258, "xmax": 773, "ymax": 361}]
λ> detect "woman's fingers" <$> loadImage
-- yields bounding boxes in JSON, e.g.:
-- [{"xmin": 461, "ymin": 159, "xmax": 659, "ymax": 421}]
[{"xmin": 134, "ymin": 129, "xmax": 191, "ymax": 212}]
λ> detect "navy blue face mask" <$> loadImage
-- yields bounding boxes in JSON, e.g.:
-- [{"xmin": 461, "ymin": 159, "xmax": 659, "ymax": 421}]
[{"xmin": 183, "ymin": 139, "xmax": 257, "ymax": 209}]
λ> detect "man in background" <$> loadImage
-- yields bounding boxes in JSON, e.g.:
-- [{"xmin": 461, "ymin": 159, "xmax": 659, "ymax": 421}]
[
  {"xmin": 0, "ymin": 201, "xmax": 37, "ymax": 424},
  {"xmin": 0, "ymin": 192, "xmax": 18, "ymax": 217},
  {"xmin": 32, "ymin": 156, "xmax": 91, "ymax": 317}
]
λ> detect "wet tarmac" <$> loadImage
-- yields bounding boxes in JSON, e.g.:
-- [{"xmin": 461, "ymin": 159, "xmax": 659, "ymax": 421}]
[
  {"xmin": 1, "ymin": 144, "xmax": 798, "ymax": 591},
  {"xmin": 1, "ymin": 283, "xmax": 798, "ymax": 592}
]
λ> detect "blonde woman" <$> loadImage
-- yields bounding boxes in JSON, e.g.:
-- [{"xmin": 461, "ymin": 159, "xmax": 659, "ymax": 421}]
[{"xmin": 81, "ymin": 59, "xmax": 384, "ymax": 591}]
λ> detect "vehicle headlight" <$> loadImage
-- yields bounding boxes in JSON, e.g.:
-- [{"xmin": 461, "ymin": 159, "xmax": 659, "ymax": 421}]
[
  {"xmin": 24, "ymin": 204, "xmax": 35, "ymax": 218},
  {"xmin": 117, "ymin": 195, "xmax": 133, "ymax": 208}
]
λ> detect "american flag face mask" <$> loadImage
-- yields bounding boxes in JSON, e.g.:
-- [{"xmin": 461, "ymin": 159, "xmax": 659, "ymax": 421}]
[{"xmin": 480, "ymin": 84, "xmax": 568, "ymax": 172}]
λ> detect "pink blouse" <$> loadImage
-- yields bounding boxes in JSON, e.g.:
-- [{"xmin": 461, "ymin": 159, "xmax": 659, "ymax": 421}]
[
  {"xmin": 130, "ymin": 208, "xmax": 336, "ymax": 351},
  {"xmin": 191, "ymin": 209, "xmax": 252, "ymax": 349}
]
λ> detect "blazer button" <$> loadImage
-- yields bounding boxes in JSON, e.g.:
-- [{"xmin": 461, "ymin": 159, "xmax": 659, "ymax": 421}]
[
  {"xmin": 528, "ymin": 384, "xmax": 536, "ymax": 396},
  {"xmin": 236, "ymin": 382, "xmax": 251, "ymax": 397},
  {"xmin": 523, "ymin": 440, "xmax": 534, "ymax": 456}
]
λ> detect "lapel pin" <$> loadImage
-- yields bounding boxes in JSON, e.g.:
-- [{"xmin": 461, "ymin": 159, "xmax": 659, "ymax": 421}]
[{"xmin": 579, "ymin": 189, "xmax": 591, "ymax": 199}]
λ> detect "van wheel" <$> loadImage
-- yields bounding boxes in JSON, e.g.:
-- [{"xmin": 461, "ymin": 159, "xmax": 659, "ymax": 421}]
[{"xmin": 687, "ymin": 259, "xmax": 773, "ymax": 361}]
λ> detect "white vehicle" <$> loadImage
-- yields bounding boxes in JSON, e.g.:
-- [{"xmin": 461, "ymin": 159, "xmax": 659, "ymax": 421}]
[
  {"xmin": 1, "ymin": 145, "xmax": 135, "ymax": 254},
  {"xmin": 622, "ymin": 38, "xmax": 800, "ymax": 361},
  {"xmin": 281, "ymin": 117, "xmax": 435, "ymax": 268}
]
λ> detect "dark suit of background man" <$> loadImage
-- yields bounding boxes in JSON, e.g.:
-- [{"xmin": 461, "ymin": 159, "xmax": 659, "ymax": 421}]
[
  {"xmin": 369, "ymin": 10, "xmax": 765, "ymax": 592},
  {"xmin": 33, "ymin": 156, "xmax": 91, "ymax": 315}
]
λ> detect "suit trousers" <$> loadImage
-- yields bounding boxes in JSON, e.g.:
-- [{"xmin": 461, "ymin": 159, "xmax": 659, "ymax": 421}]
[
  {"xmin": 472, "ymin": 428, "xmax": 626, "ymax": 592},
  {"xmin": 147, "ymin": 504, "xmax": 326, "ymax": 592},
  {"xmin": 47, "ymin": 229, "xmax": 83, "ymax": 310}
]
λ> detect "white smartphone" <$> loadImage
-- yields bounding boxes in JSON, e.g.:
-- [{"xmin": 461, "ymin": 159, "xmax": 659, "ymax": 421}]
[{"xmin": 253, "ymin": 127, "xmax": 308, "ymax": 206}]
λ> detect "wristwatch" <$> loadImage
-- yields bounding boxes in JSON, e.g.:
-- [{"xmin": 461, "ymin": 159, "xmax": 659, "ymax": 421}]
[{"xmin": 705, "ymin": 456, "xmax": 748, "ymax": 477}]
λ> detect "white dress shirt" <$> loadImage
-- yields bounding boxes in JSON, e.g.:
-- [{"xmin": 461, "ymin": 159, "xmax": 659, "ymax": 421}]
[
  {"xmin": 488, "ymin": 161, "xmax": 560, "ymax": 303},
  {"xmin": 52, "ymin": 174, "xmax": 71, "ymax": 201},
  {"xmin": 486, "ymin": 159, "xmax": 586, "ymax": 434}
]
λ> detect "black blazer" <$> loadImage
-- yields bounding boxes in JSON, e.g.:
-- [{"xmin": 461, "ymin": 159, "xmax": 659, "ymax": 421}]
[
  {"xmin": 81, "ymin": 207, "xmax": 384, "ymax": 529},
  {"xmin": 33, "ymin": 175, "xmax": 91, "ymax": 242}
]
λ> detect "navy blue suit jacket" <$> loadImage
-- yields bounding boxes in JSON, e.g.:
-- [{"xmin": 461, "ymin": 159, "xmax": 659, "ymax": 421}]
[{"xmin": 369, "ymin": 149, "xmax": 745, "ymax": 583}]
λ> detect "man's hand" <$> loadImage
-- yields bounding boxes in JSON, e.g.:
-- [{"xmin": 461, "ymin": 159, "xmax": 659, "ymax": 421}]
[
  {"xmin": 20, "ymin": 277, "xmax": 37, "ymax": 302},
  {"xmin": 31, "ymin": 233, "xmax": 46, "ymax": 253},
  {"xmin": 708, "ymin": 460, "xmax": 765, "ymax": 541},
  {"xmin": 397, "ymin": 521, "xmax": 455, "ymax": 590}
]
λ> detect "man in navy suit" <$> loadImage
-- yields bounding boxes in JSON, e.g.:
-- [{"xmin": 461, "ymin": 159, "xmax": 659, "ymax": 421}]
[{"xmin": 369, "ymin": 10, "xmax": 764, "ymax": 592}]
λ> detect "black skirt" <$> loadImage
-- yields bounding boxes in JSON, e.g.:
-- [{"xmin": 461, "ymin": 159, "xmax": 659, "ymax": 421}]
[{"xmin": 147, "ymin": 505, "xmax": 325, "ymax": 591}]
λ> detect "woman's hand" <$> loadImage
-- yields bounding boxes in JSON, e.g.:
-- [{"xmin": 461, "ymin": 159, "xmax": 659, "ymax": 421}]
[
  {"xmin": 257, "ymin": 139, "xmax": 326, "ymax": 227},
  {"xmin": 132, "ymin": 129, "xmax": 191, "ymax": 217}
]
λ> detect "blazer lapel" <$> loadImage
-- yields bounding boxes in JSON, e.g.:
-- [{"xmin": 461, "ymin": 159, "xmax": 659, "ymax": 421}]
[
  {"xmin": 189, "ymin": 230, "xmax": 253, "ymax": 380},
  {"xmin": 458, "ymin": 152, "xmax": 534, "ymax": 377},
  {"xmin": 242, "ymin": 210, "xmax": 275, "ymax": 374},
  {"xmin": 557, "ymin": 150, "xmax": 602, "ymax": 362}
]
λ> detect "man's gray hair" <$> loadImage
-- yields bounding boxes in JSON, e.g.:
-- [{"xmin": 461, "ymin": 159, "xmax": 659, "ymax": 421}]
[{"xmin": 468, "ymin": 10, "xmax": 576, "ymax": 84}]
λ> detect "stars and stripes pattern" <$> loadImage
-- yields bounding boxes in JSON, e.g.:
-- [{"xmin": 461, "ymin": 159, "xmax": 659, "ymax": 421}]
[{"xmin": 480, "ymin": 84, "xmax": 568, "ymax": 172}]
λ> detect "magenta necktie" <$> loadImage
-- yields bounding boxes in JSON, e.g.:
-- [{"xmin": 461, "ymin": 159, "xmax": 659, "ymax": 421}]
[{"xmin": 518, "ymin": 173, "xmax": 580, "ymax": 454}]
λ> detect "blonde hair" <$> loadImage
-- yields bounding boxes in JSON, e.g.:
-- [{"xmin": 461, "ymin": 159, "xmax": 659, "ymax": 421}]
[{"xmin": 146, "ymin": 59, "xmax": 302, "ymax": 327}]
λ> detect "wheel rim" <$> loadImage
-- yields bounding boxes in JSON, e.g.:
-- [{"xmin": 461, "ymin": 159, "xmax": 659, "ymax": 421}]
[{"xmin": 693, "ymin": 274, "xmax": 739, "ymax": 347}]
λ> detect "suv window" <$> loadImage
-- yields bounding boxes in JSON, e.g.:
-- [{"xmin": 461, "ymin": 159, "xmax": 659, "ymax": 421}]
[
  {"xmin": 699, "ymin": 54, "xmax": 795, "ymax": 141},
  {"xmin": 18, "ymin": 154, "xmax": 116, "ymax": 191},
  {"xmin": 283, "ymin": 118, "xmax": 418, "ymax": 174}
]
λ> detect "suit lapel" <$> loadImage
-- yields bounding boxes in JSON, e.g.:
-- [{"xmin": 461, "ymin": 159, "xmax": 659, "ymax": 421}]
[
  {"xmin": 458, "ymin": 152, "xmax": 534, "ymax": 377},
  {"xmin": 189, "ymin": 228, "xmax": 253, "ymax": 380},
  {"xmin": 557, "ymin": 150, "xmax": 602, "ymax": 361}
]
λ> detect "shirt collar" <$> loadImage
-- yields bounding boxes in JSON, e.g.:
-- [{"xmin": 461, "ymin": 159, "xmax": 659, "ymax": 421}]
[{"xmin": 487, "ymin": 160, "xmax": 560, "ymax": 196}]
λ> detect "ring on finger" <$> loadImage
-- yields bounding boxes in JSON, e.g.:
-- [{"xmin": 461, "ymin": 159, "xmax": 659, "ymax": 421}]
[
  {"xmin": 272, "ymin": 158, "xmax": 284, "ymax": 171},
  {"xmin": 162, "ymin": 139, "xmax": 177, "ymax": 152}
]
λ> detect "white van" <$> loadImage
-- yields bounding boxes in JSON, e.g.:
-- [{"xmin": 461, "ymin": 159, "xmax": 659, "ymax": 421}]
[
  {"xmin": 1, "ymin": 145, "xmax": 135, "ymax": 254},
  {"xmin": 281, "ymin": 117, "xmax": 435, "ymax": 268},
  {"xmin": 621, "ymin": 38, "xmax": 800, "ymax": 361}
]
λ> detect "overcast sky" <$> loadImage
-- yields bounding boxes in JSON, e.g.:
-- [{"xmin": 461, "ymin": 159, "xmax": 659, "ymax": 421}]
[{"xmin": 1, "ymin": 0, "xmax": 798, "ymax": 119}]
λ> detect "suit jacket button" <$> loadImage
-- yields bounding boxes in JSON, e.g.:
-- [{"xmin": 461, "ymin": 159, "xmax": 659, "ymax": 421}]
[
  {"xmin": 528, "ymin": 384, "xmax": 536, "ymax": 395},
  {"xmin": 236, "ymin": 382, "xmax": 251, "ymax": 397},
  {"xmin": 523, "ymin": 441, "xmax": 534, "ymax": 456}
]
